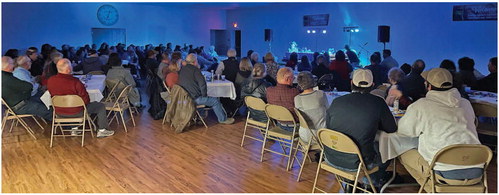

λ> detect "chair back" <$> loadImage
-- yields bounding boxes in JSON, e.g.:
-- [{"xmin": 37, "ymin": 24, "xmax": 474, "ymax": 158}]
[
  {"xmin": 245, "ymin": 96, "xmax": 266, "ymax": 111},
  {"xmin": 162, "ymin": 81, "xmax": 171, "ymax": 93},
  {"xmin": 1, "ymin": 99, "xmax": 15, "ymax": 114},
  {"xmin": 265, "ymin": 104, "xmax": 295, "ymax": 123},
  {"xmin": 115, "ymin": 85, "xmax": 133, "ymax": 105},
  {"xmin": 318, "ymin": 74, "xmax": 335, "ymax": 91},
  {"xmin": 430, "ymin": 144, "xmax": 492, "ymax": 167},
  {"xmin": 471, "ymin": 103, "xmax": 497, "ymax": 118},
  {"xmin": 105, "ymin": 79, "xmax": 124, "ymax": 102},
  {"xmin": 52, "ymin": 95, "xmax": 86, "ymax": 108},
  {"xmin": 295, "ymin": 108, "xmax": 322, "ymax": 149},
  {"xmin": 317, "ymin": 128, "xmax": 360, "ymax": 155}
]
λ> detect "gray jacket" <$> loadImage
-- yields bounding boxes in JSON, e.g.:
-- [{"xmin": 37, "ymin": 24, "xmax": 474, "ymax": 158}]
[{"xmin": 178, "ymin": 64, "xmax": 207, "ymax": 99}]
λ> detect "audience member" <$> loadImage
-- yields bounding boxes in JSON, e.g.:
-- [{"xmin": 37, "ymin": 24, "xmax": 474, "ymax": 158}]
[
  {"xmin": 266, "ymin": 67, "xmax": 300, "ymax": 121},
  {"xmin": 399, "ymin": 59, "xmax": 426, "ymax": 102},
  {"xmin": 178, "ymin": 54, "xmax": 235, "ymax": 125},
  {"xmin": 158, "ymin": 53, "xmax": 170, "ymax": 80},
  {"xmin": 241, "ymin": 63, "xmax": 272, "ymax": 122},
  {"xmin": 40, "ymin": 51, "xmax": 63, "ymax": 86},
  {"xmin": 47, "ymin": 58, "xmax": 114, "ymax": 137},
  {"xmin": 365, "ymin": 53, "xmax": 389, "ymax": 88},
  {"xmin": 325, "ymin": 68, "xmax": 396, "ymax": 190},
  {"xmin": 385, "ymin": 67, "xmax": 412, "ymax": 109},
  {"xmin": 474, "ymin": 57, "xmax": 497, "ymax": 93},
  {"xmin": 26, "ymin": 47, "xmax": 44, "ymax": 77},
  {"xmin": 246, "ymin": 50, "xmax": 254, "ymax": 59},
  {"xmin": 250, "ymin": 52, "xmax": 259, "ymax": 65},
  {"xmin": 216, "ymin": 49, "xmax": 240, "ymax": 83},
  {"xmin": 4, "ymin": 49, "xmax": 19, "ymax": 59},
  {"xmin": 294, "ymin": 71, "xmax": 327, "ymax": 144},
  {"xmin": 164, "ymin": 58, "xmax": 180, "ymax": 89},
  {"xmin": 380, "ymin": 49, "xmax": 399, "ymax": 69},
  {"xmin": 207, "ymin": 45, "xmax": 218, "ymax": 59},
  {"xmin": 310, "ymin": 52, "xmax": 320, "ymax": 70},
  {"xmin": 73, "ymin": 49, "xmax": 104, "ymax": 74},
  {"xmin": 145, "ymin": 49, "xmax": 160, "ymax": 74},
  {"xmin": 286, "ymin": 52, "xmax": 298, "ymax": 70},
  {"xmin": 264, "ymin": 52, "xmax": 279, "ymax": 84},
  {"xmin": 13, "ymin": 56, "xmax": 42, "ymax": 97},
  {"xmin": 329, "ymin": 50, "xmax": 353, "ymax": 90},
  {"xmin": 106, "ymin": 53, "xmax": 141, "ymax": 107},
  {"xmin": 400, "ymin": 63, "xmax": 411, "ymax": 75},
  {"xmin": 457, "ymin": 57, "xmax": 477, "ymax": 89},
  {"xmin": 297, "ymin": 55, "xmax": 311, "ymax": 72},
  {"xmin": 311, "ymin": 54, "xmax": 331, "ymax": 79},
  {"xmin": 2, "ymin": 56, "xmax": 52, "ymax": 121},
  {"xmin": 440, "ymin": 59, "xmax": 468, "ymax": 98},
  {"xmin": 397, "ymin": 68, "xmax": 482, "ymax": 192},
  {"xmin": 235, "ymin": 57, "xmax": 253, "ymax": 100}
]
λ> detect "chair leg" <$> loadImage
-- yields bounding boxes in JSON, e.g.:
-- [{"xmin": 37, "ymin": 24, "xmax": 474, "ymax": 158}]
[
  {"xmin": 312, "ymin": 153, "xmax": 324, "ymax": 193},
  {"xmin": 32, "ymin": 116, "xmax": 44, "ymax": 130},
  {"xmin": 297, "ymin": 146, "xmax": 310, "ymax": 182},
  {"xmin": 81, "ymin": 123, "xmax": 85, "ymax": 147},
  {"xmin": 129, "ymin": 107, "xmax": 136, "ymax": 127},
  {"xmin": 241, "ymin": 120, "xmax": 249, "ymax": 147},
  {"xmin": 162, "ymin": 108, "xmax": 168, "ymax": 125},
  {"xmin": 364, "ymin": 172, "xmax": 377, "ymax": 193},
  {"xmin": 18, "ymin": 118, "xmax": 36, "ymax": 140},
  {"xmin": 1, "ymin": 114, "xmax": 8, "ymax": 132},
  {"xmin": 120, "ymin": 111, "xmax": 128, "ymax": 133},
  {"xmin": 260, "ymin": 134, "xmax": 268, "ymax": 162},
  {"xmin": 196, "ymin": 111, "xmax": 208, "ymax": 128},
  {"xmin": 50, "ymin": 121, "xmax": 56, "ymax": 147},
  {"xmin": 9, "ymin": 119, "xmax": 16, "ymax": 132},
  {"xmin": 286, "ymin": 140, "xmax": 296, "ymax": 171}
]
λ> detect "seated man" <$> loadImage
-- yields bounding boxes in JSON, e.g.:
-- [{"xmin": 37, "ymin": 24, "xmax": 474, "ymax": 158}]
[
  {"xmin": 266, "ymin": 67, "xmax": 300, "ymax": 118},
  {"xmin": 1, "ymin": 56, "xmax": 52, "ymax": 121},
  {"xmin": 47, "ymin": 58, "xmax": 114, "ymax": 138},
  {"xmin": 13, "ymin": 55, "xmax": 43, "ymax": 97},
  {"xmin": 178, "ymin": 53, "xmax": 235, "ymax": 125},
  {"xmin": 325, "ymin": 69, "xmax": 397, "ymax": 190},
  {"xmin": 397, "ymin": 68, "xmax": 482, "ymax": 192},
  {"xmin": 73, "ymin": 49, "xmax": 104, "ymax": 74},
  {"xmin": 474, "ymin": 57, "xmax": 497, "ymax": 93},
  {"xmin": 399, "ymin": 59, "xmax": 426, "ymax": 102}
]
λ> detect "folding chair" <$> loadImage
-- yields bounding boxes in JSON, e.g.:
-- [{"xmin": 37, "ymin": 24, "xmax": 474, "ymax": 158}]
[
  {"xmin": 1, "ymin": 99, "xmax": 46, "ymax": 140},
  {"xmin": 472, "ymin": 103, "xmax": 497, "ymax": 152},
  {"xmin": 162, "ymin": 81, "xmax": 171, "ymax": 125},
  {"xmin": 261, "ymin": 104, "xmax": 299, "ymax": 171},
  {"xmin": 291, "ymin": 108, "xmax": 323, "ymax": 182},
  {"xmin": 318, "ymin": 74, "xmax": 335, "ymax": 91},
  {"xmin": 104, "ymin": 79, "xmax": 123, "ymax": 103},
  {"xmin": 240, "ymin": 96, "xmax": 268, "ymax": 147},
  {"xmin": 312, "ymin": 128, "xmax": 378, "ymax": 193},
  {"xmin": 104, "ymin": 85, "xmax": 136, "ymax": 132},
  {"xmin": 418, "ymin": 144, "xmax": 492, "ymax": 193},
  {"xmin": 50, "ymin": 95, "xmax": 94, "ymax": 147}
]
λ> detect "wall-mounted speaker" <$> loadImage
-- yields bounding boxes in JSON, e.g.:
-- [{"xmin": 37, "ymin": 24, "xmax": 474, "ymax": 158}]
[
  {"xmin": 264, "ymin": 29, "xmax": 272, "ymax": 42},
  {"xmin": 378, "ymin": 25, "xmax": 390, "ymax": 43}
]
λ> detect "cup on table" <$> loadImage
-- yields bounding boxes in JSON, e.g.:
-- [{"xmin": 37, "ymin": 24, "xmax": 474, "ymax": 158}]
[
  {"xmin": 216, "ymin": 74, "xmax": 221, "ymax": 80},
  {"xmin": 221, "ymin": 75, "xmax": 226, "ymax": 81}
]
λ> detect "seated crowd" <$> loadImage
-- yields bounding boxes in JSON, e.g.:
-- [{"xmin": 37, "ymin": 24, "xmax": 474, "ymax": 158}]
[{"xmin": 1, "ymin": 41, "xmax": 497, "ymax": 192}]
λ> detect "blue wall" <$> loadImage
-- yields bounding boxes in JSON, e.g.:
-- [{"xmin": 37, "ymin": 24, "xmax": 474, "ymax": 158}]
[
  {"xmin": 2, "ymin": 3, "xmax": 226, "ymax": 51},
  {"xmin": 227, "ymin": 2, "xmax": 497, "ymax": 74}
]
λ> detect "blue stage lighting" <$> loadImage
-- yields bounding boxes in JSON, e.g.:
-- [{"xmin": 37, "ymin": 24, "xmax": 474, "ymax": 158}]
[
  {"xmin": 322, "ymin": 30, "xmax": 327, "ymax": 34},
  {"xmin": 354, "ymin": 29, "xmax": 359, "ymax": 32},
  {"xmin": 307, "ymin": 30, "xmax": 311, "ymax": 33},
  {"xmin": 312, "ymin": 30, "xmax": 316, "ymax": 33}
]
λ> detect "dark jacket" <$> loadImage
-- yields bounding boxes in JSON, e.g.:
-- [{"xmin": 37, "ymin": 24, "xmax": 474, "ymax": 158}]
[
  {"xmin": 325, "ymin": 92, "xmax": 397, "ymax": 169},
  {"xmin": 297, "ymin": 62, "xmax": 312, "ymax": 72},
  {"xmin": 312, "ymin": 64, "xmax": 332, "ymax": 80},
  {"xmin": 73, "ymin": 57, "xmax": 104, "ymax": 74},
  {"xmin": 29, "ymin": 57, "xmax": 45, "ymax": 77},
  {"xmin": 222, "ymin": 57, "xmax": 240, "ymax": 83},
  {"xmin": 145, "ymin": 58, "xmax": 160, "ymax": 74},
  {"xmin": 474, "ymin": 72, "xmax": 497, "ymax": 93},
  {"xmin": 399, "ymin": 72, "xmax": 426, "ymax": 102},
  {"xmin": 235, "ymin": 70, "xmax": 252, "ymax": 99},
  {"xmin": 458, "ymin": 70, "xmax": 477, "ymax": 88},
  {"xmin": 365, "ymin": 64, "xmax": 389, "ymax": 88},
  {"xmin": 2, "ymin": 71, "xmax": 32, "ymax": 107},
  {"xmin": 241, "ymin": 77, "xmax": 271, "ymax": 102},
  {"xmin": 178, "ymin": 64, "xmax": 206, "ymax": 99}
]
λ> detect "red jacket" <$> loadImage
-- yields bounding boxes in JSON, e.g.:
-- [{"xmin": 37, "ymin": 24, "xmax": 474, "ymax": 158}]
[
  {"xmin": 47, "ymin": 73, "xmax": 90, "ymax": 115},
  {"xmin": 329, "ymin": 60, "xmax": 352, "ymax": 81}
]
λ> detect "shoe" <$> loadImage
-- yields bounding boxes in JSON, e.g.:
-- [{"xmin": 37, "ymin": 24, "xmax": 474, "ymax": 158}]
[
  {"xmin": 71, "ymin": 127, "xmax": 82, "ymax": 136},
  {"xmin": 219, "ymin": 118, "xmax": 235, "ymax": 125},
  {"xmin": 97, "ymin": 129, "xmax": 115, "ymax": 138}
]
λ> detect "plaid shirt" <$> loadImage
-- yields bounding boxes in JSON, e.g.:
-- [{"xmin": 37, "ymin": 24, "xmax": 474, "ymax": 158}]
[{"xmin": 266, "ymin": 83, "xmax": 300, "ymax": 119}]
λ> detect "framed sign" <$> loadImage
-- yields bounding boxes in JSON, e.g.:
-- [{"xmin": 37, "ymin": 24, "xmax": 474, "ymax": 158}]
[
  {"xmin": 453, "ymin": 3, "xmax": 497, "ymax": 21},
  {"xmin": 303, "ymin": 14, "xmax": 330, "ymax": 26}
]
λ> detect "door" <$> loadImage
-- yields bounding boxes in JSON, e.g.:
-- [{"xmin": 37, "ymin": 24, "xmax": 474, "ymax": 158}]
[
  {"xmin": 91, "ymin": 28, "xmax": 126, "ymax": 46},
  {"xmin": 210, "ymin": 29, "xmax": 230, "ymax": 57},
  {"xmin": 235, "ymin": 30, "xmax": 241, "ymax": 58}
]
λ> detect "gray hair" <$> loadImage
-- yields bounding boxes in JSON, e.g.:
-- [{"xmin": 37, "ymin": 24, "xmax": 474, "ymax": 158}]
[
  {"xmin": 388, "ymin": 67, "xmax": 405, "ymax": 83},
  {"xmin": 227, "ymin": 49, "xmax": 237, "ymax": 57},
  {"xmin": 252, "ymin": 63, "xmax": 267, "ymax": 78},
  {"xmin": 185, "ymin": 53, "xmax": 197, "ymax": 65},
  {"xmin": 297, "ymin": 71, "xmax": 315, "ymax": 90},
  {"xmin": 15, "ymin": 55, "xmax": 30, "ymax": 68},
  {"xmin": 56, "ymin": 58, "xmax": 71, "ymax": 73},
  {"xmin": 250, "ymin": 52, "xmax": 259, "ymax": 61},
  {"xmin": 2, "ymin": 56, "xmax": 13, "ymax": 70}
]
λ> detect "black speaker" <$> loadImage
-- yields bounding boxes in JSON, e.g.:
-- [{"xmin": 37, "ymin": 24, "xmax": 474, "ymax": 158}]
[
  {"xmin": 264, "ymin": 29, "xmax": 272, "ymax": 42},
  {"xmin": 378, "ymin": 25, "xmax": 390, "ymax": 43}
]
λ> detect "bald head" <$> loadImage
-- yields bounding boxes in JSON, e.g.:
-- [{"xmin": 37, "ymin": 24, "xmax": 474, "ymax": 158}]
[
  {"xmin": 276, "ymin": 67, "xmax": 294, "ymax": 86},
  {"xmin": 56, "ymin": 58, "xmax": 72, "ymax": 74},
  {"xmin": 2, "ymin": 56, "xmax": 14, "ymax": 72},
  {"xmin": 185, "ymin": 53, "xmax": 198, "ymax": 67},
  {"xmin": 227, "ymin": 49, "xmax": 237, "ymax": 57}
]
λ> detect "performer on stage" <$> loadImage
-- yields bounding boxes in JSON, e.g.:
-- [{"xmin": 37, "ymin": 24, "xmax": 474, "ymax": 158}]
[{"xmin": 344, "ymin": 45, "xmax": 360, "ymax": 69}]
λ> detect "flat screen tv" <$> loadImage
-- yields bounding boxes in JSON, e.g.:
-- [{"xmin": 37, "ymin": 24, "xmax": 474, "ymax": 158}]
[{"xmin": 303, "ymin": 14, "xmax": 330, "ymax": 26}]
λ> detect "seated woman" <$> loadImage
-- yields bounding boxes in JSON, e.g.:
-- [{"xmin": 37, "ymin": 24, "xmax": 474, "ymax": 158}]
[
  {"xmin": 106, "ymin": 53, "xmax": 141, "ymax": 107},
  {"xmin": 294, "ymin": 71, "xmax": 328, "ymax": 144},
  {"xmin": 235, "ymin": 57, "xmax": 253, "ymax": 100},
  {"xmin": 164, "ymin": 58, "xmax": 181, "ymax": 89},
  {"xmin": 385, "ymin": 67, "xmax": 412, "ymax": 110},
  {"xmin": 297, "ymin": 55, "xmax": 311, "ymax": 72},
  {"xmin": 241, "ymin": 63, "xmax": 272, "ymax": 122}
]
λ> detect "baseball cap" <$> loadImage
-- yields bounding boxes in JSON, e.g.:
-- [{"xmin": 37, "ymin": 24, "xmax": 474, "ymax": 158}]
[
  {"xmin": 421, "ymin": 68, "xmax": 453, "ymax": 89},
  {"xmin": 352, "ymin": 68, "xmax": 373, "ymax": 87}
]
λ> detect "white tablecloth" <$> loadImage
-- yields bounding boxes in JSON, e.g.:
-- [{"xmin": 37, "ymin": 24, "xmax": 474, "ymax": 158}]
[
  {"xmin": 377, "ymin": 131, "xmax": 418, "ymax": 163},
  {"xmin": 324, "ymin": 91, "xmax": 350, "ymax": 106},
  {"xmin": 207, "ymin": 80, "xmax": 237, "ymax": 100},
  {"xmin": 40, "ymin": 75, "xmax": 106, "ymax": 109},
  {"xmin": 468, "ymin": 91, "xmax": 497, "ymax": 107}
]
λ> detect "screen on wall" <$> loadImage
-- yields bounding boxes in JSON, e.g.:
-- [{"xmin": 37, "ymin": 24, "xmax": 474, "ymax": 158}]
[
  {"xmin": 303, "ymin": 14, "xmax": 330, "ymax": 26},
  {"xmin": 453, "ymin": 3, "xmax": 497, "ymax": 21}
]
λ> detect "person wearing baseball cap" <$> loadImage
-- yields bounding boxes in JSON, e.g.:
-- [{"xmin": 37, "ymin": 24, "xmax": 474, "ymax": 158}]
[
  {"xmin": 398, "ymin": 68, "xmax": 482, "ymax": 192},
  {"xmin": 73, "ymin": 49, "xmax": 104, "ymax": 74},
  {"xmin": 324, "ymin": 68, "xmax": 397, "ymax": 191}
]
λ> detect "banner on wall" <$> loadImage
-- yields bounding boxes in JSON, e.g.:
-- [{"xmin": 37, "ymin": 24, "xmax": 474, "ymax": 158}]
[{"xmin": 453, "ymin": 3, "xmax": 497, "ymax": 21}]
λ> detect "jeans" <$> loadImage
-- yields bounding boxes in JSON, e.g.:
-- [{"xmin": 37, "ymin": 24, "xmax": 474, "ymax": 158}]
[
  {"xmin": 59, "ymin": 102, "xmax": 108, "ymax": 129},
  {"xmin": 14, "ymin": 99, "xmax": 53, "ymax": 121},
  {"xmin": 435, "ymin": 168, "xmax": 483, "ymax": 180},
  {"xmin": 195, "ymin": 96, "xmax": 227, "ymax": 123}
]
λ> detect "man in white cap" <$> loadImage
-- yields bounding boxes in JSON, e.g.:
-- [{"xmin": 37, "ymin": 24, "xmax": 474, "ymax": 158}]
[
  {"xmin": 397, "ymin": 68, "xmax": 482, "ymax": 192},
  {"xmin": 325, "ymin": 68, "xmax": 397, "ymax": 191}
]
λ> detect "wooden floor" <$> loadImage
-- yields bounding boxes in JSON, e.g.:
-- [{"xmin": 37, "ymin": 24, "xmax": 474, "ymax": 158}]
[{"xmin": 2, "ymin": 84, "xmax": 497, "ymax": 193}]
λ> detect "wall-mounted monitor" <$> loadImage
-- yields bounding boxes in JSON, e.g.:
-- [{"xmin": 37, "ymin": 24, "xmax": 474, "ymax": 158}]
[
  {"xmin": 453, "ymin": 3, "xmax": 497, "ymax": 21},
  {"xmin": 303, "ymin": 14, "xmax": 330, "ymax": 26}
]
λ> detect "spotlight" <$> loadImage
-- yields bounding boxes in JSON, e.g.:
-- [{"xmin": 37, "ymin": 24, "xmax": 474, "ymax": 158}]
[
  {"xmin": 307, "ymin": 30, "xmax": 311, "ymax": 34},
  {"xmin": 322, "ymin": 30, "xmax": 327, "ymax": 34},
  {"xmin": 354, "ymin": 29, "xmax": 359, "ymax": 32},
  {"xmin": 312, "ymin": 30, "xmax": 316, "ymax": 34}
]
